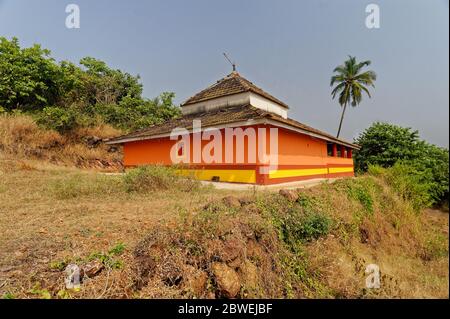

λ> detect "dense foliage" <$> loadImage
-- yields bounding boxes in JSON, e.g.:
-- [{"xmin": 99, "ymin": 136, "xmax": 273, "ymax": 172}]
[
  {"xmin": 355, "ymin": 122, "xmax": 449, "ymax": 205},
  {"xmin": 0, "ymin": 37, "xmax": 180, "ymax": 132}
]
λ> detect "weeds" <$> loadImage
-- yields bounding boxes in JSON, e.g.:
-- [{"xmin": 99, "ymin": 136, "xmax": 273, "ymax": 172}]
[
  {"xmin": 48, "ymin": 165, "xmax": 202, "ymax": 200},
  {"xmin": 88, "ymin": 242, "xmax": 126, "ymax": 270},
  {"xmin": 29, "ymin": 284, "xmax": 52, "ymax": 299},
  {"xmin": 123, "ymin": 165, "xmax": 200, "ymax": 193}
]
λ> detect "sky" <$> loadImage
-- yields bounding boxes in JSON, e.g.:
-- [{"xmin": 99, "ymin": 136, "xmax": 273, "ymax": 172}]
[{"xmin": 0, "ymin": 0, "xmax": 448, "ymax": 147}]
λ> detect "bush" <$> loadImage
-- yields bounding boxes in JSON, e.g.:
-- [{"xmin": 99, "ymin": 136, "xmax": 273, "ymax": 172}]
[
  {"xmin": 123, "ymin": 165, "xmax": 200, "ymax": 193},
  {"xmin": 297, "ymin": 212, "xmax": 332, "ymax": 242},
  {"xmin": 1, "ymin": 37, "xmax": 181, "ymax": 133},
  {"xmin": 264, "ymin": 194, "xmax": 332, "ymax": 250},
  {"xmin": 37, "ymin": 106, "xmax": 79, "ymax": 133},
  {"xmin": 369, "ymin": 163, "xmax": 434, "ymax": 211},
  {"xmin": 355, "ymin": 122, "xmax": 449, "ymax": 205},
  {"xmin": 49, "ymin": 173, "xmax": 123, "ymax": 199},
  {"xmin": 343, "ymin": 178, "xmax": 375, "ymax": 214},
  {"xmin": 354, "ymin": 122, "xmax": 422, "ymax": 172}
]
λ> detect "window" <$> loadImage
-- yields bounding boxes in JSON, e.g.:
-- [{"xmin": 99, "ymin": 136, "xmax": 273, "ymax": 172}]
[{"xmin": 327, "ymin": 143, "xmax": 334, "ymax": 156}]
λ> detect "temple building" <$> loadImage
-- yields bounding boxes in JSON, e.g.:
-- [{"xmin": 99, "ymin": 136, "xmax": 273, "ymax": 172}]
[{"xmin": 106, "ymin": 71, "xmax": 359, "ymax": 185}]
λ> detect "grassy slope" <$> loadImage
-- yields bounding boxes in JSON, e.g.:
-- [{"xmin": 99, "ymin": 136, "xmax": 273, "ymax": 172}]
[
  {"xmin": 0, "ymin": 115, "xmax": 448, "ymax": 299},
  {"xmin": 0, "ymin": 114, "xmax": 123, "ymax": 171}
]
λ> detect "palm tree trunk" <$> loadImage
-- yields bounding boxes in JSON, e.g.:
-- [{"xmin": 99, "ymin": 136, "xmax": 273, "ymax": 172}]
[{"xmin": 336, "ymin": 103, "xmax": 347, "ymax": 138}]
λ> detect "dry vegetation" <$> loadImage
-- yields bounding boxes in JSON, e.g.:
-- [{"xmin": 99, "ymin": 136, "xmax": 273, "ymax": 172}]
[
  {"xmin": 0, "ymin": 157, "xmax": 448, "ymax": 299},
  {"xmin": 0, "ymin": 114, "xmax": 123, "ymax": 171},
  {"xmin": 0, "ymin": 114, "xmax": 448, "ymax": 299}
]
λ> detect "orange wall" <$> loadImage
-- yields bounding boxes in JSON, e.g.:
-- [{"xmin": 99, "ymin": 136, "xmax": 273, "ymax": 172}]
[
  {"xmin": 123, "ymin": 124, "xmax": 354, "ymax": 168},
  {"xmin": 276, "ymin": 127, "xmax": 354, "ymax": 167},
  {"xmin": 124, "ymin": 125, "xmax": 271, "ymax": 166}
]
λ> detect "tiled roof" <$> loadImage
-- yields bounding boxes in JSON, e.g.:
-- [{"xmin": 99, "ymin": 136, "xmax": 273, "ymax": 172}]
[
  {"xmin": 182, "ymin": 71, "xmax": 289, "ymax": 109},
  {"xmin": 105, "ymin": 104, "xmax": 359, "ymax": 149}
]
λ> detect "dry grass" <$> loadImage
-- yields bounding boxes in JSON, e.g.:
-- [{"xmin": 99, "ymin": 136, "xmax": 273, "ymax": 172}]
[
  {"xmin": 1, "ymin": 159, "xmax": 446, "ymax": 299},
  {"xmin": 0, "ymin": 159, "xmax": 246, "ymax": 298},
  {"xmin": 0, "ymin": 114, "xmax": 123, "ymax": 171},
  {"xmin": 0, "ymin": 128, "xmax": 448, "ymax": 299},
  {"xmin": 299, "ymin": 178, "xmax": 449, "ymax": 298}
]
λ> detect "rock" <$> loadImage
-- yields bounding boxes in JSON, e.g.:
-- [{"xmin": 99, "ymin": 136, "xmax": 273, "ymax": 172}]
[
  {"xmin": 108, "ymin": 146, "xmax": 119, "ymax": 153},
  {"xmin": 0, "ymin": 266, "xmax": 15, "ymax": 273},
  {"xmin": 238, "ymin": 197, "xmax": 253, "ymax": 206},
  {"xmin": 83, "ymin": 136, "xmax": 102, "ymax": 148},
  {"xmin": 83, "ymin": 261, "xmax": 104, "ymax": 278},
  {"xmin": 221, "ymin": 239, "xmax": 241, "ymax": 262},
  {"xmin": 279, "ymin": 189, "xmax": 299, "ymax": 202},
  {"xmin": 206, "ymin": 291, "xmax": 216, "ymax": 299},
  {"xmin": 246, "ymin": 239, "xmax": 265, "ymax": 259},
  {"xmin": 186, "ymin": 271, "xmax": 208, "ymax": 296},
  {"xmin": 238, "ymin": 260, "xmax": 259, "ymax": 289},
  {"xmin": 211, "ymin": 262, "xmax": 241, "ymax": 298},
  {"xmin": 222, "ymin": 196, "xmax": 242, "ymax": 209},
  {"xmin": 359, "ymin": 227, "xmax": 369, "ymax": 244}
]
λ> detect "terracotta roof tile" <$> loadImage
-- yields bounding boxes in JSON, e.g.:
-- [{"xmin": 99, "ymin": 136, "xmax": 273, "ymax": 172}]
[
  {"xmin": 182, "ymin": 71, "xmax": 289, "ymax": 109},
  {"xmin": 105, "ymin": 104, "xmax": 359, "ymax": 149}
]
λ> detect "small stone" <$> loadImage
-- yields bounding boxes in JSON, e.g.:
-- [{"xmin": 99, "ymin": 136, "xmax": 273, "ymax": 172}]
[
  {"xmin": 238, "ymin": 197, "xmax": 253, "ymax": 206},
  {"xmin": 221, "ymin": 239, "xmax": 241, "ymax": 262},
  {"xmin": 279, "ymin": 189, "xmax": 299, "ymax": 202},
  {"xmin": 238, "ymin": 260, "xmax": 259, "ymax": 289},
  {"xmin": 222, "ymin": 196, "xmax": 242, "ymax": 209},
  {"xmin": 83, "ymin": 261, "xmax": 104, "ymax": 278},
  {"xmin": 211, "ymin": 262, "xmax": 241, "ymax": 298},
  {"xmin": 0, "ymin": 266, "xmax": 14, "ymax": 273},
  {"xmin": 186, "ymin": 271, "xmax": 208, "ymax": 296},
  {"xmin": 83, "ymin": 136, "xmax": 102, "ymax": 148}
]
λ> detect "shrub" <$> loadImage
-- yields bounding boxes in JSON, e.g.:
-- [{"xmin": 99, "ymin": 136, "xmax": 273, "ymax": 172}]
[
  {"xmin": 355, "ymin": 122, "xmax": 449, "ymax": 205},
  {"xmin": 123, "ymin": 165, "xmax": 200, "ymax": 193},
  {"xmin": 344, "ymin": 178, "xmax": 375, "ymax": 214},
  {"xmin": 369, "ymin": 163, "xmax": 434, "ymax": 211},
  {"xmin": 1, "ymin": 37, "xmax": 181, "ymax": 132},
  {"xmin": 265, "ymin": 194, "xmax": 332, "ymax": 250},
  {"xmin": 297, "ymin": 212, "xmax": 332, "ymax": 242},
  {"xmin": 49, "ymin": 173, "xmax": 123, "ymax": 199},
  {"xmin": 88, "ymin": 242, "xmax": 126, "ymax": 270},
  {"xmin": 37, "ymin": 106, "xmax": 79, "ymax": 133}
]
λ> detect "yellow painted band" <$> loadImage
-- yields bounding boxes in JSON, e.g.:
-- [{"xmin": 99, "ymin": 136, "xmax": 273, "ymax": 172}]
[
  {"xmin": 177, "ymin": 169, "xmax": 256, "ymax": 183},
  {"xmin": 269, "ymin": 167, "xmax": 354, "ymax": 179},
  {"xmin": 328, "ymin": 167, "xmax": 354, "ymax": 174},
  {"xmin": 269, "ymin": 168, "xmax": 328, "ymax": 179}
]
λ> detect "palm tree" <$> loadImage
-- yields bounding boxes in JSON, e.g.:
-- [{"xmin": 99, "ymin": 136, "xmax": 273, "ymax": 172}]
[{"xmin": 331, "ymin": 56, "xmax": 376, "ymax": 138}]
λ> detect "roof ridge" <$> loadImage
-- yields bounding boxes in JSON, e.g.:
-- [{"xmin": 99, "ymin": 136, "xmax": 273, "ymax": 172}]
[{"xmin": 181, "ymin": 72, "xmax": 289, "ymax": 108}]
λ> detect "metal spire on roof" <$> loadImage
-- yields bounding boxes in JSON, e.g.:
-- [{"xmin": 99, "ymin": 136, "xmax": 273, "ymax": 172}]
[{"xmin": 223, "ymin": 52, "xmax": 236, "ymax": 72}]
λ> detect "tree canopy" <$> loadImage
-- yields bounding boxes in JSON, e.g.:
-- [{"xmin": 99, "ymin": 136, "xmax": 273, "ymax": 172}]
[
  {"xmin": 330, "ymin": 56, "xmax": 376, "ymax": 138},
  {"xmin": 0, "ymin": 37, "xmax": 180, "ymax": 131},
  {"xmin": 355, "ymin": 122, "xmax": 449, "ymax": 204}
]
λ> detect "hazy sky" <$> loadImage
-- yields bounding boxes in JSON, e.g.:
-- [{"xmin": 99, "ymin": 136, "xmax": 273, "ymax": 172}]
[{"xmin": 1, "ymin": 0, "xmax": 448, "ymax": 147}]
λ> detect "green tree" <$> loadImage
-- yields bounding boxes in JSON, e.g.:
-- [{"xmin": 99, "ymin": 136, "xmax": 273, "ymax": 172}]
[
  {"xmin": 356, "ymin": 122, "xmax": 449, "ymax": 204},
  {"xmin": 0, "ymin": 37, "xmax": 64, "ymax": 110},
  {"xmin": 330, "ymin": 56, "xmax": 377, "ymax": 138},
  {"xmin": 354, "ymin": 122, "xmax": 421, "ymax": 172},
  {"xmin": 0, "ymin": 37, "xmax": 181, "ymax": 132}
]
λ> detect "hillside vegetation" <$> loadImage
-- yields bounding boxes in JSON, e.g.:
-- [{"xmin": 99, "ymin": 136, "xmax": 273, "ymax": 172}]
[
  {"xmin": 0, "ymin": 37, "xmax": 180, "ymax": 133},
  {"xmin": 0, "ymin": 163, "xmax": 447, "ymax": 299},
  {"xmin": 0, "ymin": 114, "xmax": 123, "ymax": 170}
]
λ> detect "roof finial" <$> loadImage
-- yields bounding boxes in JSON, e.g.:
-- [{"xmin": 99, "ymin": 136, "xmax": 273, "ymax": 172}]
[{"xmin": 223, "ymin": 52, "xmax": 236, "ymax": 72}]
